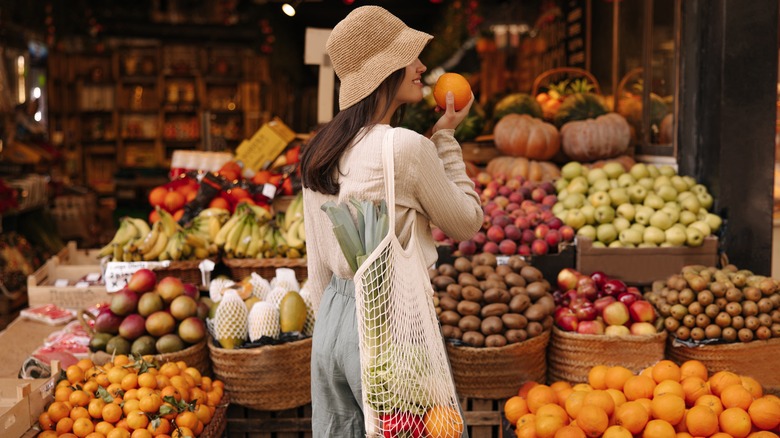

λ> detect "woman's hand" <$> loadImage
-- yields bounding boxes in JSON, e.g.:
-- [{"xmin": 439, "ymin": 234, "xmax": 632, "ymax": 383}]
[{"xmin": 432, "ymin": 91, "xmax": 475, "ymax": 134}]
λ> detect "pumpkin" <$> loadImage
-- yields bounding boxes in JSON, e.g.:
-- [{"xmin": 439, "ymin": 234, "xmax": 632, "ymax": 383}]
[
  {"xmin": 493, "ymin": 114, "xmax": 560, "ymax": 160},
  {"xmin": 486, "ymin": 156, "xmax": 560, "ymax": 182},
  {"xmin": 559, "ymin": 113, "xmax": 631, "ymax": 162}
]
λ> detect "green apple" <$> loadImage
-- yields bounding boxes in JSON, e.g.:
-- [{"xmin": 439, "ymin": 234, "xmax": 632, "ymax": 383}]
[
  {"xmin": 659, "ymin": 165, "xmax": 677, "ymax": 177},
  {"xmin": 656, "ymin": 185, "xmax": 678, "ymax": 202},
  {"xmin": 552, "ymin": 202, "xmax": 566, "ymax": 215},
  {"xmin": 660, "ymin": 242, "xmax": 676, "ymax": 247},
  {"xmin": 597, "ymin": 223, "xmax": 618, "ymax": 244},
  {"xmin": 616, "ymin": 203, "xmax": 636, "ymax": 221},
  {"xmin": 630, "ymin": 223, "xmax": 647, "ymax": 234},
  {"xmin": 647, "ymin": 165, "xmax": 660, "ymax": 178},
  {"xmin": 653, "ymin": 175, "xmax": 673, "ymax": 191},
  {"xmin": 628, "ymin": 185, "xmax": 648, "ymax": 203},
  {"xmin": 577, "ymin": 224, "xmax": 597, "ymax": 240},
  {"xmin": 697, "ymin": 192, "xmax": 713, "ymax": 210},
  {"xmin": 609, "ymin": 240, "xmax": 625, "ymax": 248},
  {"xmin": 705, "ymin": 213, "xmax": 722, "ymax": 232},
  {"xmin": 561, "ymin": 161, "xmax": 583, "ymax": 180},
  {"xmin": 562, "ymin": 193, "xmax": 586, "ymax": 209},
  {"xmin": 630, "ymin": 163, "xmax": 650, "ymax": 180},
  {"xmin": 638, "ymin": 242, "xmax": 658, "ymax": 248},
  {"xmin": 590, "ymin": 179, "xmax": 612, "ymax": 194},
  {"xmin": 589, "ymin": 191, "xmax": 612, "ymax": 208},
  {"xmin": 592, "ymin": 241, "xmax": 607, "ymax": 248},
  {"xmin": 555, "ymin": 178, "xmax": 569, "ymax": 193},
  {"xmin": 682, "ymin": 175, "xmax": 697, "ymax": 188},
  {"xmin": 567, "ymin": 176, "xmax": 589, "ymax": 195},
  {"xmin": 564, "ymin": 209, "xmax": 587, "ymax": 229},
  {"xmin": 691, "ymin": 184, "xmax": 709, "ymax": 196},
  {"xmin": 644, "ymin": 193, "xmax": 665, "ymax": 210},
  {"xmin": 660, "ymin": 207, "xmax": 680, "ymax": 224},
  {"xmin": 609, "ymin": 188, "xmax": 630, "ymax": 207},
  {"xmin": 697, "ymin": 209, "xmax": 709, "ymax": 221},
  {"xmin": 643, "ymin": 226, "xmax": 666, "ymax": 245},
  {"xmin": 670, "ymin": 175, "xmax": 689, "ymax": 193},
  {"xmin": 602, "ymin": 162, "xmax": 625, "ymax": 179},
  {"xmin": 594, "ymin": 205, "xmax": 616, "ymax": 224},
  {"xmin": 609, "ymin": 179, "xmax": 619, "ymax": 189},
  {"xmin": 617, "ymin": 173, "xmax": 636, "ymax": 188},
  {"xmin": 689, "ymin": 220, "xmax": 712, "ymax": 237},
  {"xmin": 558, "ymin": 189, "xmax": 570, "ymax": 200},
  {"xmin": 680, "ymin": 195, "xmax": 701, "ymax": 214},
  {"xmin": 634, "ymin": 206, "xmax": 655, "ymax": 225},
  {"xmin": 664, "ymin": 226, "xmax": 687, "ymax": 246},
  {"xmin": 587, "ymin": 168, "xmax": 609, "ymax": 185},
  {"xmin": 649, "ymin": 210, "xmax": 674, "ymax": 230},
  {"xmin": 663, "ymin": 201, "xmax": 681, "ymax": 212},
  {"xmin": 620, "ymin": 228, "xmax": 643, "ymax": 245},
  {"xmin": 613, "ymin": 217, "xmax": 631, "ymax": 233},
  {"xmin": 580, "ymin": 204, "xmax": 596, "ymax": 224},
  {"xmin": 638, "ymin": 177, "xmax": 655, "ymax": 191},
  {"xmin": 685, "ymin": 227, "xmax": 705, "ymax": 247},
  {"xmin": 677, "ymin": 191, "xmax": 695, "ymax": 202},
  {"xmin": 670, "ymin": 223, "xmax": 686, "ymax": 233}
]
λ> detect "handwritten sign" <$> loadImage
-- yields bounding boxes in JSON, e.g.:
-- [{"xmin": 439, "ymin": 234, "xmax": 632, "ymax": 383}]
[
  {"xmin": 235, "ymin": 117, "xmax": 296, "ymax": 172},
  {"xmin": 103, "ymin": 261, "xmax": 171, "ymax": 292}
]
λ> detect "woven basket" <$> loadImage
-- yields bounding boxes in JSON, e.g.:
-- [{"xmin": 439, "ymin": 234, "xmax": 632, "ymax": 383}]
[
  {"xmin": 223, "ymin": 257, "xmax": 307, "ymax": 282},
  {"xmin": 666, "ymin": 336, "xmax": 780, "ymax": 396},
  {"xmin": 447, "ymin": 330, "xmax": 550, "ymax": 399},
  {"xmin": 208, "ymin": 337, "xmax": 312, "ymax": 411},
  {"xmin": 531, "ymin": 67, "xmax": 602, "ymax": 97},
  {"xmin": 91, "ymin": 340, "xmax": 212, "ymax": 377},
  {"xmin": 154, "ymin": 259, "xmax": 215, "ymax": 286},
  {"xmin": 547, "ymin": 327, "xmax": 667, "ymax": 384},
  {"xmin": 200, "ymin": 392, "xmax": 229, "ymax": 438}
]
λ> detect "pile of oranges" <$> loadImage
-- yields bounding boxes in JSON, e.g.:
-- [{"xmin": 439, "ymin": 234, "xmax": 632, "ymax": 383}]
[
  {"xmin": 37, "ymin": 355, "xmax": 224, "ymax": 438},
  {"xmin": 505, "ymin": 360, "xmax": 780, "ymax": 438}
]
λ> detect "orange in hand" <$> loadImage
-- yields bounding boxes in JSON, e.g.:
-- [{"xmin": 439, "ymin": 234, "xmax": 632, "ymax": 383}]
[{"xmin": 433, "ymin": 72, "xmax": 471, "ymax": 111}]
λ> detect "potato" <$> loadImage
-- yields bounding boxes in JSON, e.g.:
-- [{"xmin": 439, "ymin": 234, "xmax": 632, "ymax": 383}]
[
  {"xmin": 462, "ymin": 331, "xmax": 485, "ymax": 347},
  {"xmin": 526, "ymin": 321, "xmax": 543, "ymax": 338},
  {"xmin": 486, "ymin": 272, "xmax": 505, "ymax": 283},
  {"xmin": 458, "ymin": 315, "xmax": 482, "ymax": 332},
  {"xmin": 472, "ymin": 265, "xmax": 495, "ymax": 280},
  {"xmin": 485, "ymin": 334, "xmax": 508, "ymax": 348},
  {"xmin": 483, "ymin": 288, "xmax": 507, "ymax": 304},
  {"xmin": 439, "ymin": 295, "xmax": 458, "ymax": 311},
  {"xmin": 508, "ymin": 256, "xmax": 527, "ymax": 271},
  {"xmin": 461, "ymin": 285, "xmax": 483, "ymax": 302},
  {"xmin": 526, "ymin": 282, "xmax": 549, "ymax": 300},
  {"xmin": 509, "ymin": 286, "xmax": 528, "ymax": 297},
  {"xmin": 441, "ymin": 324, "xmax": 462, "ymax": 340},
  {"xmin": 457, "ymin": 300, "xmax": 481, "ymax": 316},
  {"xmin": 509, "ymin": 294, "xmax": 532, "ymax": 313},
  {"xmin": 458, "ymin": 272, "xmax": 480, "ymax": 288},
  {"xmin": 504, "ymin": 272, "xmax": 527, "ymax": 288},
  {"xmin": 481, "ymin": 303, "xmax": 509, "ymax": 318},
  {"xmin": 438, "ymin": 264, "xmax": 458, "ymax": 278},
  {"xmin": 524, "ymin": 304, "xmax": 547, "ymax": 321},
  {"xmin": 481, "ymin": 316, "xmax": 503, "ymax": 335},
  {"xmin": 484, "ymin": 279, "xmax": 508, "ymax": 291},
  {"xmin": 502, "ymin": 313, "xmax": 527, "ymax": 329},
  {"xmin": 446, "ymin": 283, "xmax": 463, "ymax": 300},
  {"xmin": 481, "ymin": 253, "xmax": 498, "ymax": 267},
  {"xmin": 505, "ymin": 329, "xmax": 528, "ymax": 344},
  {"xmin": 536, "ymin": 295, "xmax": 555, "ymax": 314},
  {"xmin": 495, "ymin": 265, "xmax": 514, "ymax": 277},
  {"xmin": 432, "ymin": 275, "xmax": 456, "ymax": 291},
  {"xmin": 453, "ymin": 257, "xmax": 472, "ymax": 273},
  {"xmin": 542, "ymin": 315, "xmax": 553, "ymax": 331},
  {"xmin": 520, "ymin": 266, "xmax": 544, "ymax": 282},
  {"xmin": 428, "ymin": 268, "xmax": 439, "ymax": 281},
  {"xmin": 439, "ymin": 310, "xmax": 461, "ymax": 326}
]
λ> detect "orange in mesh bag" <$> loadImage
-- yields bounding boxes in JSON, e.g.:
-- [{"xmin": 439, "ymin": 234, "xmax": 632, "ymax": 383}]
[{"xmin": 322, "ymin": 129, "xmax": 464, "ymax": 437}]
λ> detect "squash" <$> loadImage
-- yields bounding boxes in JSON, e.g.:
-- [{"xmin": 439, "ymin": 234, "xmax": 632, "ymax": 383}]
[
  {"xmin": 554, "ymin": 93, "xmax": 609, "ymax": 127},
  {"xmin": 493, "ymin": 114, "xmax": 560, "ymax": 160},
  {"xmin": 559, "ymin": 113, "xmax": 631, "ymax": 162},
  {"xmin": 486, "ymin": 156, "xmax": 561, "ymax": 182},
  {"xmin": 492, "ymin": 93, "xmax": 543, "ymax": 121}
]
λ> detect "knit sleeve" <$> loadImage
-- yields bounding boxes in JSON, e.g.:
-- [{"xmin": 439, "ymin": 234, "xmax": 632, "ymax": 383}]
[
  {"xmin": 397, "ymin": 128, "xmax": 483, "ymax": 241},
  {"xmin": 302, "ymin": 189, "xmax": 332, "ymax": 313}
]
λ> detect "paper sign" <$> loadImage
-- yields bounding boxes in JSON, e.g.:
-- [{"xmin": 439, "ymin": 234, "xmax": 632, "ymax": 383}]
[
  {"xmin": 54, "ymin": 279, "xmax": 69, "ymax": 287},
  {"xmin": 235, "ymin": 117, "xmax": 296, "ymax": 172},
  {"xmin": 103, "ymin": 261, "xmax": 171, "ymax": 292}
]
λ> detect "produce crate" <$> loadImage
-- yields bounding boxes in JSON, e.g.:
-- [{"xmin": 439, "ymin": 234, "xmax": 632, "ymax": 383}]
[
  {"xmin": 462, "ymin": 398, "xmax": 507, "ymax": 438},
  {"xmin": 0, "ymin": 361, "xmax": 59, "ymax": 438},
  {"xmin": 576, "ymin": 236, "xmax": 719, "ymax": 286},
  {"xmin": 53, "ymin": 241, "xmax": 103, "ymax": 266},
  {"xmin": 27, "ymin": 259, "xmax": 109, "ymax": 310},
  {"xmin": 226, "ymin": 403, "xmax": 312, "ymax": 438}
]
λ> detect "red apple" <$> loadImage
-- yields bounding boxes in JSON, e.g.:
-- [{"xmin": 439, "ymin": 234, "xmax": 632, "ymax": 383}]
[
  {"xmin": 577, "ymin": 320, "xmax": 606, "ymax": 335},
  {"xmin": 531, "ymin": 239, "xmax": 549, "ymax": 256},
  {"xmin": 517, "ymin": 244, "xmax": 531, "ymax": 256},
  {"xmin": 545, "ymin": 229, "xmax": 561, "ymax": 249},
  {"xmin": 531, "ymin": 187, "xmax": 546, "ymax": 202},
  {"xmin": 577, "ymin": 282, "xmax": 599, "ymax": 301},
  {"xmin": 508, "ymin": 191, "xmax": 524, "ymax": 204},
  {"xmin": 602, "ymin": 301, "xmax": 630, "ymax": 326},
  {"xmin": 559, "ymin": 225, "xmax": 575, "ymax": 242},
  {"xmin": 486, "ymin": 225, "xmax": 505, "ymax": 243},
  {"xmin": 542, "ymin": 194, "xmax": 558, "ymax": 207},
  {"xmin": 603, "ymin": 279, "xmax": 628, "ymax": 297},
  {"xmin": 629, "ymin": 322, "xmax": 658, "ymax": 335},
  {"xmin": 521, "ymin": 229, "xmax": 536, "ymax": 244},
  {"xmin": 534, "ymin": 224, "xmax": 550, "ymax": 240},
  {"xmin": 617, "ymin": 292, "xmax": 639, "ymax": 307},
  {"xmin": 605, "ymin": 325, "xmax": 631, "ymax": 336},
  {"xmin": 545, "ymin": 216, "xmax": 563, "ymax": 230},
  {"xmin": 590, "ymin": 271, "xmax": 609, "ymax": 289},
  {"xmin": 515, "ymin": 216, "xmax": 531, "ymax": 230},
  {"xmin": 629, "ymin": 300, "xmax": 657, "ymax": 323},
  {"xmin": 574, "ymin": 303, "xmax": 598, "ymax": 321},
  {"xmin": 482, "ymin": 241, "xmax": 499, "ymax": 254},
  {"xmin": 504, "ymin": 224, "xmax": 522, "ymax": 241},
  {"xmin": 472, "ymin": 231, "xmax": 487, "ymax": 246},
  {"xmin": 499, "ymin": 239, "xmax": 517, "ymax": 255},
  {"xmin": 556, "ymin": 313, "xmax": 579, "ymax": 332},
  {"xmin": 557, "ymin": 268, "xmax": 581, "ymax": 292},
  {"xmin": 594, "ymin": 296, "xmax": 617, "ymax": 314},
  {"xmin": 127, "ymin": 269, "xmax": 157, "ymax": 294},
  {"xmin": 458, "ymin": 240, "xmax": 477, "ymax": 256},
  {"xmin": 555, "ymin": 307, "xmax": 575, "ymax": 320}
]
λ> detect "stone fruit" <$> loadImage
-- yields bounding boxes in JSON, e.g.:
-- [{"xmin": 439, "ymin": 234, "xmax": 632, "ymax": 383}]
[
  {"xmin": 178, "ymin": 316, "xmax": 207, "ymax": 344},
  {"xmin": 106, "ymin": 336, "xmax": 131, "ymax": 355},
  {"xmin": 89, "ymin": 332, "xmax": 112, "ymax": 352},
  {"xmin": 130, "ymin": 335, "xmax": 156, "ymax": 356},
  {"xmin": 118, "ymin": 314, "xmax": 147, "ymax": 340},
  {"xmin": 94, "ymin": 308, "xmax": 123, "ymax": 334},
  {"xmin": 127, "ymin": 269, "xmax": 157, "ymax": 294},
  {"xmin": 169, "ymin": 295, "xmax": 198, "ymax": 321},
  {"xmin": 155, "ymin": 334, "xmax": 185, "ymax": 354},
  {"xmin": 182, "ymin": 283, "xmax": 199, "ymax": 299},
  {"xmin": 145, "ymin": 311, "xmax": 176, "ymax": 337},
  {"xmin": 156, "ymin": 276, "xmax": 185, "ymax": 303},
  {"xmin": 279, "ymin": 291, "xmax": 308, "ymax": 333},
  {"xmin": 603, "ymin": 301, "xmax": 630, "ymax": 326},
  {"xmin": 137, "ymin": 292, "xmax": 164, "ymax": 317}
]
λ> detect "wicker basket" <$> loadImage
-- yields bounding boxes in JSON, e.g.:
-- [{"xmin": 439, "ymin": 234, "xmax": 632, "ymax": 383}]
[
  {"xmin": 531, "ymin": 67, "xmax": 602, "ymax": 97},
  {"xmin": 547, "ymin": 327, "xmax": 667, "ymax": 384},
  {"xmin": 91, "ymin": 340, "xmax": 212, "ymax": 377},
  {"xmin": 154, "ymin": 259, "xmax": 215, "ymax": 286},
  {"xmin": 208, "ymin": 337, "xmax": 312, "ymax": 411},
  {"xmin": 447, "ymin": 330, "xmax": 550, "ymax": 399},
  {"xmin": 666, "ymin": 337, "xmax": 780, "ymax": 396},
  {"xmin": 200, "ymin": 392, "xmax": 229, "ymax": 438},
  {"xmin": 223, "ymin": 257, "xmax": 307, "ymax": 282}
]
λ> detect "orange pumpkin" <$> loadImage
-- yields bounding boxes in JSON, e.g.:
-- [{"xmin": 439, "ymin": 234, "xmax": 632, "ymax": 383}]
[
  {"xmin": 493, "ymin": 114, "xmax": 560, "ymax": 160},
  {"xmin": 559, "ymin": 113, "xmax": 630, "ymax": 162},
  {"xmin": 485, "ymin": 156, "xmax": 561, "ymax": 181}
]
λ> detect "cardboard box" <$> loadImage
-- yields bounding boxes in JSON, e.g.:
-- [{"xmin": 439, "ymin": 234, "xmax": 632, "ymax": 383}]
[
  {"xmin": 0, "ymin": 364, "xmax": 57, "ymax": 438},
  {"xmin": 576, "ymin": 236, "xmax": 720, "ymax": 285},
  {"xmin": 27, "ymin": 260, "xmax": 110, "ymax": 310}
]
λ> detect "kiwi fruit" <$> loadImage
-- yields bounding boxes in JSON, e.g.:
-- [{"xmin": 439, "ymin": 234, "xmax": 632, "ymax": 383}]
[{"xmin": 453, "ymin": 257, "xmax": 472, "ymax": 273}]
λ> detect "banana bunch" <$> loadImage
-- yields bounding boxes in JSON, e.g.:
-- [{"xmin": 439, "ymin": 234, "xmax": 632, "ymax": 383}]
[
  {"xmin": 217, "ymin": 203, "xmax": 272, "ymax": 259},
  {"xmin": 278, "ymin": 192, "xmax": 306, "ymax": 259},
  {"xmin": 97, "ymin": 217, "xmax": 152, "ymax": 261}
]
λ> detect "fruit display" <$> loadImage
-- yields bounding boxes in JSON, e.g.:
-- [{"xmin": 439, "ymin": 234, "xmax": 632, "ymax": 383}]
[
  {"xmin": 554, "ymin": 161, "xmax": 723, "ymax": 248},
  {"xmin": 207, "ymin": 270, "xmax": 313, "ymax": 349},
  {"xmin": 536, "ymin": 78, "xmax": 596, "ymax": 121},
  {"xmin": 37, "ymin": 354, "xmax": 224, "ymax": 438},
  {"xmin": 431, "ymin": 254, "xmax": 555, "ymax": 347},
  {"xmin": 98, "ymin": 207, "xmax": 228, "ymax": 262},
  {"xmin": 646, "ymin": 264, "xmax": 780, "ymax": 343},
  {"xmin": 435, "ymin": 172, "xmax": 574, "ymax": 257},
  {"xmin": 88, "ymin": 269, "xmax": 209, "ymax": 356},
  {"xmin": 553, "ymin": 93, "xmax": 609, "ymax": 128},
  {"xmin": 492, "ymin": 93, "xmax": 544, "ymax": 121},
  {"xmin": 504, "ymin": 360, "xmax": 780, "ymax": 438},
  {"xmin": 553, "ymin": 268, "xmax": 660, "ymax": 336},
  {"xmin": 485, "ymin": 156, "xmax": 561, "ymax": 182}
]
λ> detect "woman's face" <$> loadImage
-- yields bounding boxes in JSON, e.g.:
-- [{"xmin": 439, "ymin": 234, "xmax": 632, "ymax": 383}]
[{"xmin": 393, "ymin": 58, "xmax": 426, "ymax": 106}]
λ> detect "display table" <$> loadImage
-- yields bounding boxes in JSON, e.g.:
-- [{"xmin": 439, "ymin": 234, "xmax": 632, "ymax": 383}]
[{"xmin": 0, "ymin": 316, "xmax": 66, "ymax": 379}]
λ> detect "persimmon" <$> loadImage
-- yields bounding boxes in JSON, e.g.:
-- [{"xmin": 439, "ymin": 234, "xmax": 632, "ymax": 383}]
[{"xmin": 433, "ymin": 73, "xmax": 472, "ymax": 111}]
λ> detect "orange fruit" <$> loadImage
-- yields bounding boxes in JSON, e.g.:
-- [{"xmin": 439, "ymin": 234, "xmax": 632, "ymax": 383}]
[
  {"xmin": 695, "ymin": 394, "xmax": 725, "ymax": 417},
  {"xmin": 536, "ymin": 414, "xmax": 567, "ymax": 438},
  {"xmin": 721, "ymin": 384, "xmax": 754, "ymax": 410},
  {"xmin": 623, "ymin": 375, "xmax": 656, "ymax": 401},
  {"xmin": 171, "ymin": 427, "xmax": 195, "ymax": 438},
  {"xmin": 194, "ymin": 404, "xmax": 212, "ymax": 425},
  {"xmin": 83, "ymin": 380, "xmax": 99, "ymax": 395},
  {"xmin": 126, "ymin": 411, "xmax": 149, "ymax": 431},
  {"xmin": 710, "ymin": 434, "xmax": 733, "ymax": 438},
  {"xmin": 56, "ymin": 386, "xmax": 75, "ymax": 402},
  {"xmin": 528, "ymin": 385, "xmax": 559, "ymax": 414},
  {"xmin": 604, "ymin": 366, "xmax": 634, "ymax": 391},
  {"xmin": 651, "ymin": 394, "xmax": 686, "ymax": 425},
  {"xmin": 516, "ymin": 422, "xmax": 536, "ymax": 438},
  {"xmin": 643, "ymin": 419, "xmax": 676, "ymax": 438},
  {"xmin": 746, "ymin": 433, "xmax": 780, "ymax": 438},
  {"xmin": 583, "ymin": 390, "xmax": 615, "ymax": 416},
  {"xmin": 605, "ymin": 389, "xmax": 627, "ymax": 408},
  {"xmin": 102, "ymin": 403, "xmax": 123, "ymax": 424},
  {"xmin": 107, "ymin": 368, "xmax": 129, "ymax": 385},
  {"xmin": 69, "ymin": 390, "xmax": 91, "ymax": 407},
  {"xmin": 680, "ymin": 360, "xmax": 708, "ymax": 381},
  {"xmin": 38, "ymin": 431, "xmax": 59, "ymax": 438},
  {"xmin": 163, "ymin": 191, "xmax": 185, "ymax": 213},
  {"xmin": 123, "ymin": 389, "xmax": 139, "ymax": 402},
  {"xmin": 681, "ymin": 376, "xmax": 710, "ymax": 406},
  {"xmin": 536, "ymin": 404, "xmax": 569, "ymax": 425},
  {"xmin": 48, "ymin": 401, "xmax": 72, "ymax": 423},
  {"xmin": 422, "ymin": 405, "xmax": 464, "ymax": 438},
  {"xmin": 140, "ymin": 394, "xmax": 162, "ymax": 414},
  {"xmin": 640, "ymin": 366, "xmax": 654, "ymax": 379},
  {"xmin": 77, "ymin": 358, "xmax": 95, "ymax": 372},
  {"xmin": 148, "ymin": 187, "xmax": 168, "ymax": 207},
  {"xmin": 107, "ymin": 428, "xmax": 131, "ymax": 438},
  {"xmin": 70, "ymin": 406, "xmax": 90, "ymax": 421},
  {"xmin": 588, "ymin": 365, "xmax": 610, "ymax": 390},
  {"xmin": 113, "ymin": 355, "xmax": 130, "ymax": 367},
  {"xmin": 39, "ymin": 411, "xmax": 55, "ymax": 430},
  {"xmin": 123, "ymin": 399, "xmax": 141, "ymax": 417},
  {"xmin": 96, "ymin": 373, "xmax": 110, "ymax": 388},
  {"xmin": 635, "ymin": 398, "xmax": 652, "ymax": 415},
  {"xmin": 130, "ymin": 430, "xmax": 152, "ymax": 438},
  {"xmin": 603, "ymin": 425, "xmax": 633, "ymax": 438},
  {"xmin": 57, "ymin": 417, "xmax": 75, "ymax": 435},
  {"xmin": 505, "ymin": 396, "xmax": 530, "ymax": 424},
  {"xmin": 73, "ymin": 417, "xmax": 95, "ymax": 437},
  {"xmin": 148, "ymin": 418, "xmax": 171, "ymax": 437},
  {"xmin": 433, "ymin": 73, "xmax": 472, "ymax": 111},
  {"xmin": 95, "ymin": 422, "xmax": 115, "ymax": 436},
  {"xmin": 740, "ymin": 375, "xmax": 764, "ymax": 399},
  {"xmin": 719, "ymin": 407, "xmax": 752, "ymax": 438},
  {"xmin": 685, "ymin": 405, "xmax": 719, "ymax": 437},
  {"xmin": 652, "ymin": 360, "xmax": 682, "ymax": 383},
  {"xmin": 208, "ymin": 197, "xmax": 230, "ymax": 210},
  {"xmin": 137, "ymin": 373, "xmax": 157, "ymax": 389},
  {"xmin": 518, "ymin": 413, "xmax": 536, "ymax": 428},
  {"xmin": 674, "ymin": 410, "xmax": 688, "ymax": 434},
  {"xmin": 555, "ymin": 425, "xmax": 586, "ymax": 438},
  {"xmin": 653, "ymin": 380, "xmax": 685, "ymax": 399},
  {"xmin": 576, "ymin": 405, "xmax": 609, "ymax": 437},
  {"xmin": 174, "ymin": 411, "xmax": 199, "ymax": 430},
  {"xmin": 67, "ymin": 365, "xmax": 86, "ymax": 384},
  {"xmin": 709, "ymin": 371, "xmax": 742, "ymax": 397},
  {"xmin": 159, "ymin": 402, "xmax": 178, "ymax": 420},
  {"xmin": 565, "ymin": 391, "xmax": 589, "ymax": 419},
  {"xmin": 571, "ymin": 383, "xmax": 593, "ymax": 393},
  {"xmin": 614, "ymin": 401, "xmax": 649, "ymax": 435},
  {"xmin": 160, "ymin": 363, "xmax": 180, "ymax": 378},
  {"xmin": 121, "ymin": 373, "xmax": 138, "ymax": 392},
  {"xmin": 748, "ymin": 396, "xmax": 780, "ymax": 430}
]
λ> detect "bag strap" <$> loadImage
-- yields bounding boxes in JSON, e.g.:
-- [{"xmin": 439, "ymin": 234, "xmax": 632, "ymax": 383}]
[{"xmin": 381, "ymin": 128, "xmax": 397, "ymax": 229}]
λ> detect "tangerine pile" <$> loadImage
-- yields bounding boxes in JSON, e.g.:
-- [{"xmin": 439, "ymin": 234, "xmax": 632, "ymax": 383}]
[
  {"xmin": 505, "ymin": 360, "xmax": 780, "ymax": 438},
  {"xmin": 37, "ymin": 355, "xmax": 224, "ymax": 438}
]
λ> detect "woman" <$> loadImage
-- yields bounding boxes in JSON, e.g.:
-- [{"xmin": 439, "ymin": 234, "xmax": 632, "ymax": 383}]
[{"xmin": 300, "ymin": 6, "xmax": 483, "ymax": 436}]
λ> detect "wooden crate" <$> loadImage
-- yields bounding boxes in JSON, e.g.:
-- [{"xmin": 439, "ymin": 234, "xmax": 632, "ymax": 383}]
[{"xmin": 463, "ymin": 398, "xmax": 508, "ymax": 438}]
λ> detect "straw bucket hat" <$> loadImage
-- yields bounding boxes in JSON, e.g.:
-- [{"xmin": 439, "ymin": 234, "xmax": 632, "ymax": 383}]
[{"xmin": 326, "ymin": 6, "xmax": 433, "ymax": 110}]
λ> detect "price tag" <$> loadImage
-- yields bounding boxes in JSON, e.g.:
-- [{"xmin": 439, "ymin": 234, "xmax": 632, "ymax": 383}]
[
  {"xmin": 74, "ymin": 281, "xmax": 90, "ymax": 288},
  {"xmin": 104, "ymin": 261, "xmax": 171, "ymax": 292},
  {"xmin": 262, "ymin": 183, "xmax": 277, "ymax": 199},
  {"xmin": 496, "ymin": 256, "xmax": 510, "ymax": 266},
  {"xmin": 54, "ymin": 279, "xmax": 69, "ymax": 287},
  {"xmin": 85, "ymin": 273, "xmax": 102, "ymax": 282}
]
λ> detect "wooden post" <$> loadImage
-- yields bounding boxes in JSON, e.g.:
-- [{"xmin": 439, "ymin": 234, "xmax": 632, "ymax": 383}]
[{"xmin": 304, "ymin": 28, "xmax": 335, "ymax": 124}]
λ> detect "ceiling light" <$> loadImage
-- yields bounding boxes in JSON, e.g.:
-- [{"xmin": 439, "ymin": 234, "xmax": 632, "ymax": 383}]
[{"xmin": 282, "ymin": 1, "xmax": 300, "ymax": 17}]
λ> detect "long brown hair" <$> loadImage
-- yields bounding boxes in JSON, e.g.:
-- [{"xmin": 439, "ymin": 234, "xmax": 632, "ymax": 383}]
[{"xmin": 301, "ymin": 68, "xmax": 407, "ymax": 195}]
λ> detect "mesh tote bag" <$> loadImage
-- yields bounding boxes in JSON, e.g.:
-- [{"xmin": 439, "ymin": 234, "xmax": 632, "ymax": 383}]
[{"xmin": 354, "ymin": 129, "xmax": 464, "ymax": 437}]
